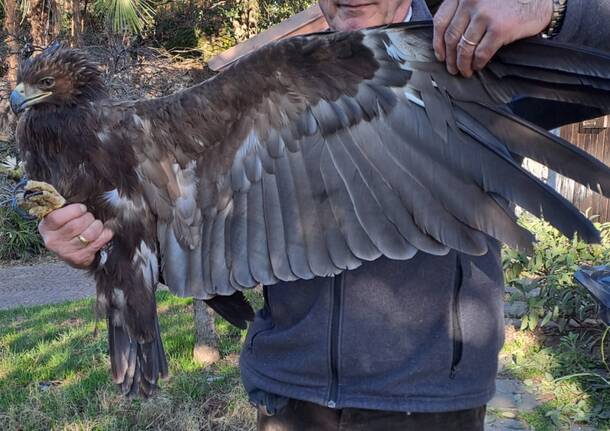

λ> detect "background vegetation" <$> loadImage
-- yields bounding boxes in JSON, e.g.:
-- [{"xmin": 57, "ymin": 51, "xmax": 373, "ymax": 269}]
[{"xmin": 500, "ymin": 215, "xmax": 610, "ymax": 429}]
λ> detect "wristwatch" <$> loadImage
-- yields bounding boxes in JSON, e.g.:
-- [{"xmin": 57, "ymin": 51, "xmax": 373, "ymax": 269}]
[{"xmin": 542, "ymin": 0, "xmax": 568, "ymax": 39}]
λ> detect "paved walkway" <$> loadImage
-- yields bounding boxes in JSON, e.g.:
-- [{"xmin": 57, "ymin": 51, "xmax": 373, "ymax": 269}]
[
  {"xmin": 0, "ymin": 261, "xmax": 95, "ymax": 309},
  {"xmin": 0, "ymin": 262, "xmax": 597, "ymax": 430}
]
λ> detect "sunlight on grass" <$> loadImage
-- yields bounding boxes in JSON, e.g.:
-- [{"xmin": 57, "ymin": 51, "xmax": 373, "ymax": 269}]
[
  {"xmin": 0, "ymin": 291, "xmax": 255, "ymax": 431},
  {"xmin": 501, "ymin": 327, "xmax": 610, "ymax": 429}
]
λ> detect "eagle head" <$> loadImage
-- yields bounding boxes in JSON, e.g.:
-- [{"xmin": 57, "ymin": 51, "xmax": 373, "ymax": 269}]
[{"xmin": 10, "ymin": 45, "xmax": 106, "ymax": 114}]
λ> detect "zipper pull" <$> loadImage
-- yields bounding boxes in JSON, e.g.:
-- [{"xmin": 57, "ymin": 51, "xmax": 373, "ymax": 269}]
[{"xmin": 450, "ymin": 365, "xmax": 458, "ymax": 379}]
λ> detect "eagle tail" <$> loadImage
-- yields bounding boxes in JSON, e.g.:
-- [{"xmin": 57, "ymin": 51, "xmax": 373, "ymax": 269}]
[{"xmin": 108, "ymin": 309, "xmax": 168, "ymax": 397}]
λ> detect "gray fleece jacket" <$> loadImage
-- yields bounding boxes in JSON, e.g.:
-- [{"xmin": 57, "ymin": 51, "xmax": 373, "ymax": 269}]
[{"xmin": 240, "ymin": 0, "xmax": 610, "ymax": 414}]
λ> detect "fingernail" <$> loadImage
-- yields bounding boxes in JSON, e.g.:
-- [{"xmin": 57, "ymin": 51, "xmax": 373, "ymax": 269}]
[{"xmin": 79, "ymin": 204, "xmax": 87, "ymax": 213}]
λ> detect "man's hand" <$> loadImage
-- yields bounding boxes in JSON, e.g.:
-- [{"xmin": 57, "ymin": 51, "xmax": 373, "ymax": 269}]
[
  {"xmin": 433, "ymin": 0, "xmax": 554, "ymax": 77},
  {"xmin": 39, "ymin": 204, "xmax": 113, "ymax": 268}
]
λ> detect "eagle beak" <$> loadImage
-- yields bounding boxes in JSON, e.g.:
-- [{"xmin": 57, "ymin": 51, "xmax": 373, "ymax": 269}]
[{"xmin": 10, "ymin": 83, "xmax": 52, "ymax": 114}]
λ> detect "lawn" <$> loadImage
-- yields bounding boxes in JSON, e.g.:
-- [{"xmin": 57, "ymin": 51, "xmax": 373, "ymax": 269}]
[
  {"xmin": 2, "ymin": 293, "xmax": 609, "ymax": 431},
  {"xmin": 0, "ymin": 291, "xmax": 256, "ymax": 431}
]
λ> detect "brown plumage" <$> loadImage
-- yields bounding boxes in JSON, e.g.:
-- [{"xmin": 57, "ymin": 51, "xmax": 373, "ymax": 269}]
[{"xmin": 10, "ymin": 22, "xmax": 610, "ymax": 396}]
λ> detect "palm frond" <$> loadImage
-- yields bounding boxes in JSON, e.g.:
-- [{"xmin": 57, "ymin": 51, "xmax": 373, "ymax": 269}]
[{"xmin": 94, "ymin": 0, "xmax": 156, "ymax": 34}]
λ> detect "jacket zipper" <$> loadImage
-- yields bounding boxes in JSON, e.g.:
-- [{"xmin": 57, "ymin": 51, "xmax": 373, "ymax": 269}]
[
  {"xmin": 450, "ymin": 255, "xmax": 464, "ymax": 379},
  {"xmin": 327, "ymin": 274, "xmax": 343, "ymax": 408}
]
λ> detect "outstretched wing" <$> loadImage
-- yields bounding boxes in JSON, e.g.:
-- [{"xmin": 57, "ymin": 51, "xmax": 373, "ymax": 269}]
[{"xmin": 132, "ymin": 21, "xmax": 610, "ymax": 299}]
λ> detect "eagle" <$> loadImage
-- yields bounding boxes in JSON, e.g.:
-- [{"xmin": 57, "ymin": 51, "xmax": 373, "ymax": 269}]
[{"xmin": 10, "ymin": 21, "xmax": 610, "ymax": 397}]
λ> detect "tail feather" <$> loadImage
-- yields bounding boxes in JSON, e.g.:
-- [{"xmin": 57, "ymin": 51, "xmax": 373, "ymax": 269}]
[{"xmin": 107, "ymin": 311, "xmax": 168, "ymax": 397}]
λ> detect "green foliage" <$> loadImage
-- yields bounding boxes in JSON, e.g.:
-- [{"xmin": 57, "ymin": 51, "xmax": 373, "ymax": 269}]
[
  {"xmin": 502, "ymin": 328, "xmax": 610, "ymax": 429},
  {"xmin": 0, "ymin": 205, "xmax": 43, "ymax": 261},
  {"xmin": 503, "ymin": 213, "xmax": 610, "ymax": 331},
  {"xmin": 258, "ymin": 0, "xmax": 316, "ymax": 30},
  {"xmin": 93, "ymin": 0, "xmax": 156, "ymax": 34},
  {"xmin": 153, "ymin": 0, "xmax": 315, "ymax": 58},
  {"xmin": 501, "ymin": 214, "xmax": 610, "ymax": 428}
]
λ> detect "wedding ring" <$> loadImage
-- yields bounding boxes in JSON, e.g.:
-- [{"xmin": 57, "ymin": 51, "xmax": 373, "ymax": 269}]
[
  {"xmin": 78, "ymin": 234, "xmax": 90, "ymax": 246},
  {"xmin": 460, "ymin": 35, "xmax": 478, "ymax": 47}
]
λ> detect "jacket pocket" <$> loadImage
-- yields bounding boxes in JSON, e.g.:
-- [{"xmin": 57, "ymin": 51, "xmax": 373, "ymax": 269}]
[
  {"xmin": 248, "ymin": 322, "xmax": 275, "ymax": 352},
  {"xmin": 450, "ymin": 255, "xmax": 464, "ymax": 379}
]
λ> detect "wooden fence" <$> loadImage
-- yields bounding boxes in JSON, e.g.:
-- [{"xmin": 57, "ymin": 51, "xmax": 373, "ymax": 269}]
[
  {"xmin": 524, "ymin": 117, "xmax": 610, "ymax": 222},
  {"xmin": 557, "ymin": 117, "xmax": 610, "ymax": 222}
]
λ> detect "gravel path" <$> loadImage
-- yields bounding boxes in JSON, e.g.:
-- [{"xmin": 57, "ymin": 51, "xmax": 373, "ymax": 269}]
[{"xmin": 0, "ymin": 261, "xmax": 95, "ymax": 309}]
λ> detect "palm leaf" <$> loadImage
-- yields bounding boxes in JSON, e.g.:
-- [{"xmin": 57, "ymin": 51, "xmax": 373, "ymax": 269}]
[{"xmin": 94, "ymin": 0, "xmax": 156, "ymax": 34}]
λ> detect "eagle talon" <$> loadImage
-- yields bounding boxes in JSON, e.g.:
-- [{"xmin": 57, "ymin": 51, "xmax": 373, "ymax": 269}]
[
  {"xmin": 23, "ymin": 189, "xmax": 44, "ymax": 199},
  {"xmin": 11, "ymin": 178, "xmax": 67, "ymax": 220},
  {"xmin": 11, "ymin": 178, "xmax": 36, "ymax": 221}
]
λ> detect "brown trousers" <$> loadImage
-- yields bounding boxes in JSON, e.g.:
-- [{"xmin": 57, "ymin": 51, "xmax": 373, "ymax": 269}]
[{"xmin": 257, "ymin": 399, "xmax": 486, "ymax": 431}]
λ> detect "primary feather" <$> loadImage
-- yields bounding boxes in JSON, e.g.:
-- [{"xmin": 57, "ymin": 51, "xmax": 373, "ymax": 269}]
[{"xmin": 12, "ymin": 21, "xmax": 610, "ymax": 396}]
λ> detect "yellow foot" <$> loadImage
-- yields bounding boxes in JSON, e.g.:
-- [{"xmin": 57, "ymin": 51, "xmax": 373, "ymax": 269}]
[{"xmin": 17, "ymin": 180, "xmax": 67, "ymax": 220}]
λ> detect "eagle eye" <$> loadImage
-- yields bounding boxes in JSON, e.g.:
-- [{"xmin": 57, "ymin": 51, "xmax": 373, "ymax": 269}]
[{"xmin": 39, "ymin": 77, "xmax": 55, "ymax": 88}]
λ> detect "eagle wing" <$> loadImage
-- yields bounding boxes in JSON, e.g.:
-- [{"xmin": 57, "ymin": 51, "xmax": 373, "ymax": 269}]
[{"xmin": 129, "ymin": 22, "xmax": 610, "ymax": 299}]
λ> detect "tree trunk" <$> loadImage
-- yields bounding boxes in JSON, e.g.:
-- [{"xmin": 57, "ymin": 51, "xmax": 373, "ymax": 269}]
[
  {"xmin": 71, "ymin": 0, "xmax": 83, "ymax": 47},
  {"xmin": 2, "ymin": 0, "xmax": 19, "ymax": 139},
  {"xmin": 4, "ymin": 0, "xmax": 19, "ymax": 84},
  {"xmin": 192, "ymin": 299, "xmax": 220, "ymax": 366},
  {"xmin": 50, "ymin": 0, "xmax": 61, "ymax": 40},
  {"xmin": 26, "ymin": 0, "xmax": 48, "ymax": 48}
]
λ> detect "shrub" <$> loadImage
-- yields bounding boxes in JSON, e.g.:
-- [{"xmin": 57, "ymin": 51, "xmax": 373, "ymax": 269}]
[
  {"xmin": 153, "ymin": 0, "xmax": 315, "ymax": 59},
  {"xmin": 0, "ymin": 205, "xmax": 44, "ymax": 262},
  {"xmin": 503, "ymin": 213, "xmax": 610, "ymax": 331}
]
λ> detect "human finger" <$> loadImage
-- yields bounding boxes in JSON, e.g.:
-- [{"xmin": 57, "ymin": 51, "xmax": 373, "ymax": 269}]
[
  {"xmin": 456, "ymin": 18, "xmax": 487, "ymax": 77},
  {"xmin": 88, "ymin": 228, "xmax": 114, "ymax": 252},
  {"xmin": 433, "ymin": 0, "xmax": 459, "ymax": 61},
  {"xmin": 442, "ymin": 4, "xmax": 471, "ymax": 75},
  {"xmin": 63, "ymin": 228, "xmax": 113, "ymax": 268},
  {"xmin": 472, "ymin": 28, "xmax": 506, "ymax": 71},
  {"xmin": 71, "ymin": 219, "xmax": 104, "ymax": 248},
  {"xmin": 56, "ymin": 212, "xmax": 96, "ymax": 239},
  {"xmin": 41, "ymin": 203, "xmax": 87, "ymax": 231}
]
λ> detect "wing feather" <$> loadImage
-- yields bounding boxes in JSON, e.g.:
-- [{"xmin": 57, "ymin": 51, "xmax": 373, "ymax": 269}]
[{"xmin": 126, "ymin": 22, "xmax": 610, "ymax": 301}]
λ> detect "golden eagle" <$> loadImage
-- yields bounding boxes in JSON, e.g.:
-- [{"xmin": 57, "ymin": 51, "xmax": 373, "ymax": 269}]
[{"xmin": 10, "ymin": 22, "xmax": 610, "ymax": 396}]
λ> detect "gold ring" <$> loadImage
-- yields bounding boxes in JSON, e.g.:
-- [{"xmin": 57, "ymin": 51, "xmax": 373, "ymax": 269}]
[
  {"xmin": 460, "ymin": 34, "xmax": 478, "ymax": 47},
  {"xmin": 78, "ymin": 234, "xmax": 90, "ymax": 246}
]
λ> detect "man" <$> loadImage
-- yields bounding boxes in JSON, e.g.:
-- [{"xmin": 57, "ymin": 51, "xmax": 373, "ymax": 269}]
[{"xmin": 39, "ymin": 0, "xmax": 610, "ymax": 429}]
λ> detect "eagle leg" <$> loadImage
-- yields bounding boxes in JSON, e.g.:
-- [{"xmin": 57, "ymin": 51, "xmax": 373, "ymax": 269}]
[{"xmin": 97, "ymin": 238, "xmax": 168, "ymax": 398}]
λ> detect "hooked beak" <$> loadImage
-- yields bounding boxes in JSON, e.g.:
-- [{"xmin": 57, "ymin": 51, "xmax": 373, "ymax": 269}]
[{"xmin": 10, "ymin": 83, "xmax": 52, "ymax": 114}]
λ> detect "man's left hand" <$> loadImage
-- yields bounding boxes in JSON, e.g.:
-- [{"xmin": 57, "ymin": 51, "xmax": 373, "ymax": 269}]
[{"xmin": 433, "ymin": 0, "xmax": 554, "ymax": 77}]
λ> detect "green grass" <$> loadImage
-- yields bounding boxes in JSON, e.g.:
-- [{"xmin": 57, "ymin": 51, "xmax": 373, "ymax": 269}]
[
  {"xmin": 499, "ymin": 327, "xmax": 610, "ymax": 430},
  {"xmin": 0, "ymin": 291, "xmax": 255, "ymax": 431}
]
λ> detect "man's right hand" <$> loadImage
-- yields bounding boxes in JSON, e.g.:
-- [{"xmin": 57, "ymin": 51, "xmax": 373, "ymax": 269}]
[{"xmin": 39, "ymin": 204, "xmax": 113, "ymax": 269}]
